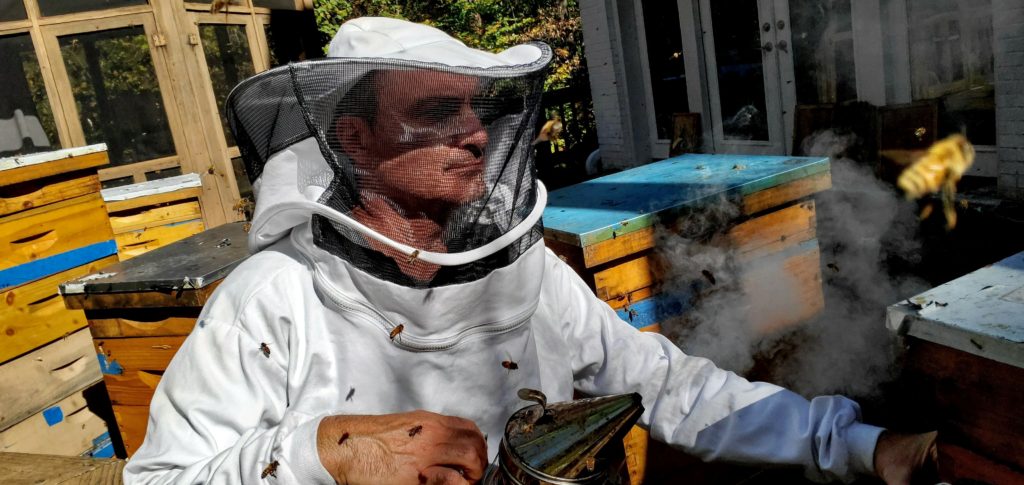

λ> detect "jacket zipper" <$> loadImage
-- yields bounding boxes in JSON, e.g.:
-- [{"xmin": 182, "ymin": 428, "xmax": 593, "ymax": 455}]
[{"xmin": 312, "ymin": 267, "xmax": 535, "ymax": 352}]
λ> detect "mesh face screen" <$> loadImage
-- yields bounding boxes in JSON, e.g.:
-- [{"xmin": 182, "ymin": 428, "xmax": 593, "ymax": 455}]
[{"xmin": 227, "ymin": 53, "xmax": 549, "ymax": 287}]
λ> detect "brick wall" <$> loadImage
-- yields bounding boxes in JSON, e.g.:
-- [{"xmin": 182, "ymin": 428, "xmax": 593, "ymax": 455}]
[{"xmin": 995, "ymin": 0, "xmax": 1024, "ymax": 200}]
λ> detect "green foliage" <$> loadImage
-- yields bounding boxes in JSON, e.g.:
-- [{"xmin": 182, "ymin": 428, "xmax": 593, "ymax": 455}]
[{"xmin": 314, "ymin": 0, "xmax": 587, "ymax": 90}]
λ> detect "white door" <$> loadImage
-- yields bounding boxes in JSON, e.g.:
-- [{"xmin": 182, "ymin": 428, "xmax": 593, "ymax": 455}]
[{"xmin": 699, "ymin": 0, "xmax": 796, "ymax": 155}]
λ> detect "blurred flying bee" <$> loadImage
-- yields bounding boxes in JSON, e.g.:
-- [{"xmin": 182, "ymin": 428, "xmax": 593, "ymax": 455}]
[
  {"xmin": 533, "ymin": 115, "xmax": 563, "ymax": 145},
  {"xmin": 408, "ymin": 425, "xmax": 423, "ymax": 437},
  {"xmin": 701, "ymin": 270, "xmax": 716, "ymax": 286},
  {"xmin": 389, "ymin": 324, "xmax": 405, "ymax": 342},
  {"xmin": 345, "ymin": 387, "xmax": 355, "ymax": 401},
  {"xmin": 259, "ymin": 342, "xmax": 270, "ymax": 358},
  {"xmin": 826, "ymin": 263, "xmax": 840, "ymax": 273},
  {"xmin": 501, "ymin": 359, "xmax": 519, "ymax": 373},
  {"xmin": 337, "ymin": 432, "xmax": 350, "ymax": 445},
  {"xmin": 897, "ymin": 134, "xmax": 975, "ymax": 230},
  {"xmin": 261, "ymin": 460, "xmax": 279, "ymax": 479}
]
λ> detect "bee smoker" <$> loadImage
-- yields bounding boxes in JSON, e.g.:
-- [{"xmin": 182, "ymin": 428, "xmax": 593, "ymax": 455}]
[{"xmin": 486, "ymin": 389, "xmax": 644, "ymax": 485}]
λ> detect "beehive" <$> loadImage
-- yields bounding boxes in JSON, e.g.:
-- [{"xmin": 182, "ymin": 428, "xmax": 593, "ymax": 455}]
[
  {"xmin": 0, "ymin": 144, "xmax": 117, "ymax": 458},
  {"xmin": 60, "ymin": 222, "xmax": 249, "ymax": 456},
  {"xmin": 886, "ymin": 251, "xmax": 1024, "ymax": 484},
  {"xmin": 101, "ymin": 173, "xmax": 205, "ymax": 261},
  {"xmin": 542, "ymin": 153, "xmax": 832, "ymax": 484}
]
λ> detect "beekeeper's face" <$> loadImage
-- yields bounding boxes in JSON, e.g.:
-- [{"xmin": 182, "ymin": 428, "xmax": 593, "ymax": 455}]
[{"xmin": 337, "ymin": 70, "xmax": 489, "ymax": 211}]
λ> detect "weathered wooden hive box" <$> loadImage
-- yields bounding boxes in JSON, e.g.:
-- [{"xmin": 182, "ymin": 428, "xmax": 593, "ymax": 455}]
[
  {"xmin": 886, "ymin": 251, "xmax": 1024, "ymax": 484},
  {"xmin": 102, "ymin": 173, "xmax": 206, "ymax": 261},
  {"xmin": 60, "ymin": 222, "xmax": 249, "ymax": 456},
  {"xmin": 542, "ymin": 153, "xmax": 832, "ymax": 483},
  {"xmin": 0, "ymin": 144, "xmax": 118, "ymax": 457}
]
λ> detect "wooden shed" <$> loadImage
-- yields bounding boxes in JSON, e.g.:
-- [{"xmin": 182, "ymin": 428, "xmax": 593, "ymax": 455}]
[{"xmin": 0, "ymin": 0, "xmax": 320, "ymax": 228}]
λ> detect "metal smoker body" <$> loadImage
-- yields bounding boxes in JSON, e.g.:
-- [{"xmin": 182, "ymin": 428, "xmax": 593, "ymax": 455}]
[{"xmin": 487, "ymin": 390, "xmax": 644, "ymax": 485}]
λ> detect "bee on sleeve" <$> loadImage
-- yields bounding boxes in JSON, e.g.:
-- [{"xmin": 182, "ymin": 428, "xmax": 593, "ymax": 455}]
[{"xmin": 896, "ymin": 134, "xmax": 974, "ymax": 230}]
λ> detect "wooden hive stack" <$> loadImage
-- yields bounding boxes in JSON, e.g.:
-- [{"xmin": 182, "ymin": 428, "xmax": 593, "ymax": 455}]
[
  {"xmin": 542, "ymin": 154, "xmax": 832, "ymax": 484},
  {"xmin": 0, "ymin": 144, "xmax": 119, "ymax": 458},
  {"xmin": 102, "ymin": 173, "xmax": 205, "ymax": 261},
  {"xmin": 60, "ymin": 222, "xmax": 249, "ymax": 456}
]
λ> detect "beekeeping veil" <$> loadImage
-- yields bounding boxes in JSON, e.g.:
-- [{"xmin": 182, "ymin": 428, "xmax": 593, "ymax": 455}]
[{"xmin": 226, "ymin": 17, "xmax": 551, "ymax": 287}]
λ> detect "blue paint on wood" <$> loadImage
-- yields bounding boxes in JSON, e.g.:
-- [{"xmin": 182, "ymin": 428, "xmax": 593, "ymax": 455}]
[
  {"xmin": 0, "ymin": 240, "xmax": 117, "ymax": 290},
  {"xmin": 543, "ymin": 154, "xmax": 829, "ymax": 247},
  {"xmin": 96, "ymin": 353, "xmax": 124, "ymax": 375},
  {"xmin": 616, "ymin": 293, "xmax": 691, "ymax": 329},
  {"xmin": 42, "ymin": 406, "xmax": 64, "ymax": 426},
  {"xmin": 86, "ymin": 431, "xmax": 114, "ymax": 458}
]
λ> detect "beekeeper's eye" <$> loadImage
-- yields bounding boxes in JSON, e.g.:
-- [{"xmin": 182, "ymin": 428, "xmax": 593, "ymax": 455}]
[
  {"xmin": 409, "ymin": 97, "xmax": 464, "ymax": 124},
  {"xmin": 472, "ymin": 95, "xmax": 525, "ymax": 124}
]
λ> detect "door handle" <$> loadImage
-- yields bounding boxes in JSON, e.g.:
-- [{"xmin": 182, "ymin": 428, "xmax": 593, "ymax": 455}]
[
  {"xmin": 776, "ymin": 40, "xmax": 789, "ymax": 53},
  {"xmin": 762, "ymin": 42, "xmax": 773, "ymax": 53}
]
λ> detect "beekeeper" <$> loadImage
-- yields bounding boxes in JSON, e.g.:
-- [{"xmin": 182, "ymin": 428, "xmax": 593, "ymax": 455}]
[{"xmin": 124, "ymin": 17, "xmax": 935, "ymax": 485}]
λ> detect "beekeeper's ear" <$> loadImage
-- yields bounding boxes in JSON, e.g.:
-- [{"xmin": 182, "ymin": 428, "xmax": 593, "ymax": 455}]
[{"xmin": 335, "ymin": 115, "xmax": 372, "ymax": 162}]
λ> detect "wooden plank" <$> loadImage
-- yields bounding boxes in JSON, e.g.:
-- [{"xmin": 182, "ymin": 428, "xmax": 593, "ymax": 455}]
[
  {"xmin": 610, "ymin": 240, "xmax": 824, "ymax": 333},
  {"xmin": 0, "ymin": 452, "xmax": 124, "ymax": 485},
  {"xmin": 112, "ymin": 405, "xmax": 149, "ymax": 458},
  {"xmin": 543, "ymin": 154, "xmax": 829, "ymax": 247},
  {"xmin": 0, "ymin": 255, "xmax": 118, "ymax": 363},
  {"xmin": 550, "ymin": 183, "xmax": 824, "ymax": 269},
  {"xmin": 115, "ymin": 219, "xmax": 205, "ymax": 261},
  {"xmin": 87, "ymin": 310, "xmax": 199, "ymax": 338},
  {"xmin": 105, "ymin": 187, "xmax": 202, "ymax": 213},
  {"xmin": 906, "ymin": 339, "xmax": 1024, "ymax": 470},
  {"xmin": 108, "ymin": 200, "xmax": 202, "ymax": 234},
  {"xmin": 623, "ymin": 426, "xmax": 647, "ymax": 485},
  {"xmin": 102, "ymin": 371, "xmax": 163, "ymax": 407},
  {"xmin": 0, "ymin": 240, "xmax": 118, "ymax": 290},
  {"xmin": 101, "ymin": 172, "xmax": 201, "ymax": 203},
  {"xmin": 93, "ymin": 336, "xmax": 187, "ymax": 376},
  {"xmin": 739, "ymin": 171, "xmax": 832, "ymax": 216},
  {"xmin": 0, "ymin": 171, "xmax": 100, "ymax": 217},
  {"xmin": 0, "ymin": 386, "xmax": 108, "ymax": 456},
  {"xmin": 0, "ymin": 328, "xmax": 101, "ymax": 431},
  {"xmin": 63, "ymin": 280, "xmax": 222, "ymax": 310},
  {"xmin": 592, "ymin": 251, "xmax": 660, "ymax": 301},
  {"xmin": 0, "ymin": 146, "xmax": 108, "ymax": 186},
  {"xmin": 937, "ymin": 442, "xmax": 1024, "ymax": 485},
  {"xmin": 0, "ymin": 192, "xmax": 113, "ymax": 272},
  {"xmin": 715, "ymin": 200, "xmax": 817, "ymax": 261}
]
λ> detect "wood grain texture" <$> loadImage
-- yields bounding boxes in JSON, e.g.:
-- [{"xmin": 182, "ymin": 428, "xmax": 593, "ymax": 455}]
[
  {"xmin": 0, "ymin": 255, "xmax": 118, "ymax": 363},
  {"xmin": 86, "ymin": 310, "xmax": 198, "ymax": 338},
  {"xmin": 739, "ymin": 171, "xmax": 831, "ymax": 216},
  {"xmin": 906, "ymin": 339, "xmax": 1024, "ymax": 470},
  {"xmin": 104, "ymin": 187, "xmax": 202, "ymax": 213},
  {"xmin": 63, "ymin": 281, "xmax": 221, "ymax": 310},
  {"xmin": 102, "ymin": 371, "xmax": 163, "ymax": 407},
  {"xmin": 937, "ymin": 442, "xmax": 1024, "ymax": 485},
  {"xmin": 0, "ymin": 151, "xmax": 108, "ymax": 187},
  {"xmin": 108, "ymin": 200, "xmax": 202, "ymax": 234},
  {"xmin": 115, "ymin": 219, "xmax": 204, "ymax": 261},
  {"xmin": 623, "ymin": 426, "xmax": 648, "ymax": 485},
  {"xmin": 0, "ymin": 193, "xmax": 114, "ymax": 272},
  {"xmin": 0, "ymin": 171, "xmax": 100, "ymax": 217},
  {"xmin": 0, "ymin": 328, "xmax": 101, "ymax": 431},
  {"xmin": 716, "ymin": 200, "xmax": 817, "ymax": 261},
  {"xmin": 0, "ymin": 452, "xmax": 124, "ymax": 485},
  {"xmin": 112, "ymin": 405, "xmax": 149, "ymax": 458},
  {"xmin": 93, "ymin": 336, "xmax": 187, "ymax": 376},
  {"xmin": 0, "ymin": 386, "xmax": 108, "ymax": 456}
]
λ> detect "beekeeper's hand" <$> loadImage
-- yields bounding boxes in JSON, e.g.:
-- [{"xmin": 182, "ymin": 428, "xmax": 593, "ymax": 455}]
[
  {"xmin": 873, "ymin": 430, "xmax": 939, "ymax": 485},
  {"xmin": 316, "ymin": 410, "xmax": 488, "ymax": 485}
]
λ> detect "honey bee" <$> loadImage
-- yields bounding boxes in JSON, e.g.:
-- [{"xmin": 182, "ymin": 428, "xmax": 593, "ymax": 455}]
[
  {"xmin": 408, "ymin": 425, "xmax": 423, "ymax": 437},
  {"xmin": 259, "ymin": 342, "xmax": 270, "ymax": 358},
  {"xmin": 701, "ymin": 269, "xmax": 716, "ymax": 286},
  {"xmin": 897, "ymin": 134, "xmax": 975, "ymax": 230},
  {"xmin": 261, "ymin": 460, "xmax": 279, "ymax": 479},
  {"xmin": 533, "ymin": 115, "xmax": 563, "ymax": 145},
  {"xmin": 345, "ymin": 387, "xmax": 355, "ymax": 401},
  {"xmin": 337, "ymin": 432, "xmax": 350, "ymax": 445},
  {"xmin": 501, "ymin": 360, "xmax": 519, "ymax": 373},
  {"xmin": 389, "ymin": 324, "xmax": 405, "ymax": 342}
]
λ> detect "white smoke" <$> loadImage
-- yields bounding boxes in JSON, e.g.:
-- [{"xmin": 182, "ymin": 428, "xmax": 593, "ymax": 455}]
[{"xmin": 657, "ymin": 131, "xmax": 929, "ymax": 399}]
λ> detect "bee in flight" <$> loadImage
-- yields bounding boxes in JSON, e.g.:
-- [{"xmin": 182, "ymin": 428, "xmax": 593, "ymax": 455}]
[{"xmin": 896, "ymin": 134, "xmax": 974, "ymax": 230}]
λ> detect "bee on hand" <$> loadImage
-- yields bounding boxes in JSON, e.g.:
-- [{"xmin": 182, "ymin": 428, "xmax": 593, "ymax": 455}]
[{"xmin": 896, "ymin": 134, "xmax": 975, "ymax": 230}]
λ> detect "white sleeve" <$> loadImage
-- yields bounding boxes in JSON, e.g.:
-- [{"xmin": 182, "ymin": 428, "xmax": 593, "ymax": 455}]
[
  {"xmin": 122, "ymin": 301, "xmax": 334, "ymax": 484},
  {"xmin": 548, "ymin": 254, "xmax": 882, "ymax": 483}
]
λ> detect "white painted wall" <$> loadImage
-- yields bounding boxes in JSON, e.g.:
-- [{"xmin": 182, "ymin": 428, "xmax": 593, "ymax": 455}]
[{"xmin": 994, "ymin": 0, "xmax": 1024, "ymax": 200}]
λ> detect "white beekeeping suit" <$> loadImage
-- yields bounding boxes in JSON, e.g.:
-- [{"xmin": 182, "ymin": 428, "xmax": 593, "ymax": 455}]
[{"xmin": 124, "ymin": 17, "xmax": 883, "ymax": 484}]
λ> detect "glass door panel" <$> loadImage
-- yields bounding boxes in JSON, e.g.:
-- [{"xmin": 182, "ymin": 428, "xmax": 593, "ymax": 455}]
[
  {"xmin": 0, "ymin": 32, "xmax": 60, "ymax": 156},
  {"xmin": 709, "ymin": 0, "xmax": 770, "ymax": 142},
  {"xmin": 0, "ymin": 0, "xmax": 27, "ymax": 22},
  {"xmin": 57, "ymin": 26, "xmax": 175, "ymax": 167},
  {"xmin": 198, "ymin": 23, "xmax": 256, "ymax": 147}
]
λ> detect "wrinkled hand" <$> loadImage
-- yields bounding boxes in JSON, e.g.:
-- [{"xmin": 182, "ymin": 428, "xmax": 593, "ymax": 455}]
[
  {"xmin": 874, "ymin": 430, "xmax": 939, "ymax": 485},
  {"xmin": 316, "ymin": 410, "xmax": 488, "ymax": 485}
]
